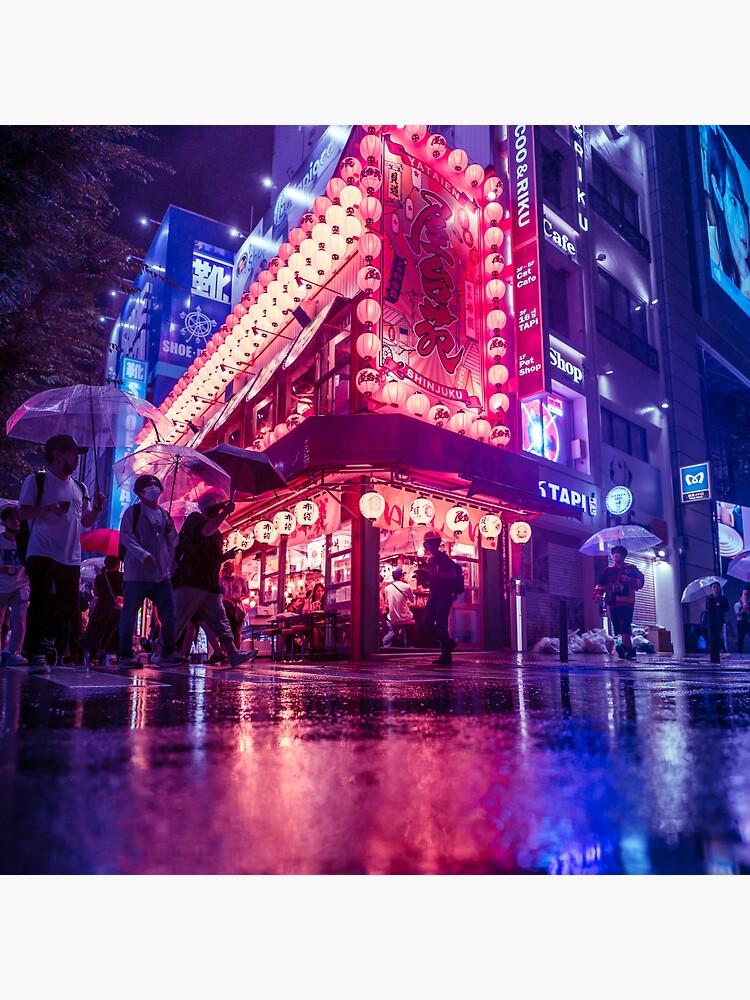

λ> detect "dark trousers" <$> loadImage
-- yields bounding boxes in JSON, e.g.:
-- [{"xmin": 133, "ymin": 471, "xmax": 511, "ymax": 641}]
[
  {"xmin": 738, "ymin": 620, "xmax": 750, "ymax": 654},
  {"xmin": 119, "ymin": 579, "xmax": 176, "ymax": 658},
  {"xmin": 423, "ymin": 593, "xmax": 454, "ymax": 653},
  {"xmin": 24, "ymin": 556, "xmax": 80, "ymax": 657}
]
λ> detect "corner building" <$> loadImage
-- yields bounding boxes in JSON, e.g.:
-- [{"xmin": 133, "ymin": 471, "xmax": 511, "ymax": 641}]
[{"xmin": 135, "ymin": 125, "xmax": 725, "ymax": 659}]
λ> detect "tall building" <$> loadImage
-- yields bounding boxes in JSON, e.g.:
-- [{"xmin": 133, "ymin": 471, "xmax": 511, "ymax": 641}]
[{"xmin": 124, "ymin": 125, "xmax": 750, "ymax": 660}]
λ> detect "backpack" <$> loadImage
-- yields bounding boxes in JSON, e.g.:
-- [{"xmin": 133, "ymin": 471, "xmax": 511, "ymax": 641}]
[
  {"xmin": 451, "ymin": 559, "xmax": 465, "ymax": 596},
  {"xmin": 16, "ymin": 471, "xmax": 85, "ymax": 565},
  {"xmin": 118, "ymin": 504, "xmax": 142, "ymax": 561}
]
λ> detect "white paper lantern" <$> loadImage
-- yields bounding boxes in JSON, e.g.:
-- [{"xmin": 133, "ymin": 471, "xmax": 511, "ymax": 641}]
[
  {"xmin": 273, "ymin": 510, "xmax": 297, "ymax": 535},
  {"xmin": 381, "ymin": 380, "xmax": 407, "ymax": 407},
  {"xmin": 470, "ymin": 417, "xmax": 492, "ymax": 442},
  {"xmin": 509, "ymin": 521, "xmax": 532, "ymax": 544},
  {"xmin": 428, "ymin": 403, "xmax": 451, "ymax": 427},
  {"xmin": 478, "ymin": 514, "xmax": 502, "ymax": 538},
  {"xmin": 490, "ymin": 423, "xmax": 512, "ymax": 447},
  {"xmin": 359, "ymin": 491, "xmax": 386, "ymax": 520},
  {"xmin": 445, "ymin": 506, "xmax": 471, "ymax": 534},
  {"xmin": 406, "ymin": 391, "xmax": 430, "ymax": 418},
  {"xmin": 254, "ymin": 520, "xmax": 279, "ymax": 545},
  {"xmin": 409, "ymin": 498, "xmax": 435, "ymax": 525},
  {"xmin": 355, "ymin": 367, "xmax": 383, "ymax": 396},
  {"xmin": 294, "ymin": 499, "xmax": 320, "ymax": 526}
]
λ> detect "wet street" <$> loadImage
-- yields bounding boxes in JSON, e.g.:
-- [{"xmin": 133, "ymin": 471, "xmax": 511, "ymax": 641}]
[{"xmin": 3, "ymin": 651, "xmax": 750, "ymax": 875}]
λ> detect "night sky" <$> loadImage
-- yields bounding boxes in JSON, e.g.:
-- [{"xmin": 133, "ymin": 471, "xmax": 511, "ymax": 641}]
[{"xmin": 109, "ymin": 125, "xmax": 277, "ymax": 252}]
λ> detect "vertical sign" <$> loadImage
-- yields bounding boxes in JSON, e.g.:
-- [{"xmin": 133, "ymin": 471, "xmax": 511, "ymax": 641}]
[
  {"xmin": 508, "ymin": 125, "xmax": 547, "ymax": 397},
  {"xmin": 680, "ymin": 462, "xmax": 711, "ymax": 502},
  {"xmin": 108, "ymin": 356, "xmax": 147, "ymax": 530}
]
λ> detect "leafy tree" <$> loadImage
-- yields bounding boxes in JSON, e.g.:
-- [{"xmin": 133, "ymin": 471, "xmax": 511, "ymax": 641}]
[{"xmin": 0, "ymin": 126, "xmax": 172, "ymax": 492}]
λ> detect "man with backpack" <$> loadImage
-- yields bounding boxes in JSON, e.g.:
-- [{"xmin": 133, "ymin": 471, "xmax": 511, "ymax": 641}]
[
  {"xmin": 117, "ymin": 474, "xmax": 183, "ymax": 668},
  {"xmin": 382, "ymin": 567, "xmax": 416, "ymax": 648},
  {"xmin": 17, "ymin": 434, "xmax": 106, "ymax": 672},
  {"xmin": 422, "ymin": 529, "xmax": 463, "ymax": 666}
]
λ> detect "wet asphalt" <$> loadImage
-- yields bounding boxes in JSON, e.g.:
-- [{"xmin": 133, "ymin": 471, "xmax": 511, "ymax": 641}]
[{"xmin": 2, "ymin": 648, "xmax": 750, "ymax": 874}]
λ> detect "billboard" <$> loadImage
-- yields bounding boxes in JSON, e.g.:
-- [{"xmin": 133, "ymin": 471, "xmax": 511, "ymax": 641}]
[
  {"xmin": 716, "ymin": 500, "xmax": 750, "ymax": 570},
  {"xmin": 699, "ymin": 125, "xmax": 750, "ymax": 320}
]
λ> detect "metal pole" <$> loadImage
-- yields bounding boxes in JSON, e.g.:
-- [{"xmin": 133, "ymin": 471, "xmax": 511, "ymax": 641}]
[
  {"xmin": 707, "ymin": 596, "xmax": 721, "ymax": 664},
  {"xmin": 559, "ymin": 600, "xmax": 569, "ymax": 663}
]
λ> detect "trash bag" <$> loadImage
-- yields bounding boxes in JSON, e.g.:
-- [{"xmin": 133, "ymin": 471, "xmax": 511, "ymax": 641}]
[{"xmin": 532, "ymin": 636, "xmax": 560, "ymax": 654}]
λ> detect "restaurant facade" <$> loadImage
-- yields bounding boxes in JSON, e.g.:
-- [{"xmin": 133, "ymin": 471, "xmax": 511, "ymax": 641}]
[{"xmin": 125, "ymin": 125, "xmax": 686, "ymax": 658}]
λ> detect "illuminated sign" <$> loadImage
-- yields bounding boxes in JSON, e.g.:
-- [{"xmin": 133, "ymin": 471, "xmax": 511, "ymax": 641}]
[
  {"xmin": 108, "ymin": 356, "xmax": 147, "ymax": 530},
  {"xmin": 571, "ymin": 125, "xmax": 589, "ymax": 233},
  {"xmin": 543, "ymin": 209, "xmax": 577, "ymax": 258},
  {"xmin": 539, "ymin": 478, "xmax": 596, "ymax": 515},
  {"xmin": 509, "ymin": 521, "xmax": 532, "ymax": 544},
  {"xmin": 605, "ymin": 486, "xmax": 633, "ymax": 515},
  {"xmin": 549, "ymin": 345, "xmax": 583, "ymax": 385},
  {"xmin": 509, "ymin": 125, "xmax": 547, "ymax": 396},
  {"xmin": 680, "ymin": 462, "xmax": 711, "ymax": 502},
  {"xmin": 521, "ymin": 393, "xmax": 566, "ymax": 463}
]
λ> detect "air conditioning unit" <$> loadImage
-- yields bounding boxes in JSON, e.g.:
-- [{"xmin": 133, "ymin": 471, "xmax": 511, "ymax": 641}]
[{"xmin": 571, "ymin": 438, "xmax": 586, "ymax": 460}]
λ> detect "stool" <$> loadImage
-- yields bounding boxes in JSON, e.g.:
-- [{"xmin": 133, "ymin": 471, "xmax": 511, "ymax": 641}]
[{"xmin": 281, "ymin": 625, "xmax": 308, "ymax": 662}]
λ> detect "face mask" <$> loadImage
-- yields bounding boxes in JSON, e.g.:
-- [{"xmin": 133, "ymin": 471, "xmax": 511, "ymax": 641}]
[
  {"xmin": 141, "ymin": 486, "xmax": 161, "ymax": 502},
  {"xmin": 61, "ymin": 458, "xmax": 77, "ymax": 476}
]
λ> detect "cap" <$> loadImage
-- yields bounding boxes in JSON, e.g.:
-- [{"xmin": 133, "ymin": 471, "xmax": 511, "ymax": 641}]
[
  {"xmin": 197, "ymin": 488, "xmax": 229, "ymax": 512},
  {"xmin": 423, "ymin": 529, "xmax": 442, "ymax": 542},
  {"xmin": 45, "ymin": 434, "xmax": 87, "ymax": 457},
  {"xmin": 392, "ymin": 567, "xmax": 404, "ymax": 579}
]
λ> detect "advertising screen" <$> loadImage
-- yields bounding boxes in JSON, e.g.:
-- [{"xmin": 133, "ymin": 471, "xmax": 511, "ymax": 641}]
[
  {"xmin": 699, "ymin": 126, "xmax": 750, "ymax": 319},
  {"xmin": 520, "ymin": 392, "xmax": 568, "ymax": 463},
  {"xmin": 716, "ymin": 499, "xmax": 750, "ymax": 571}
]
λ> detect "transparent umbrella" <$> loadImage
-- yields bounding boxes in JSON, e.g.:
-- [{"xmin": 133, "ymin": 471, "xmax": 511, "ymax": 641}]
[
  {"xmin": 681, "ymin": 576, "xmax": 727, "ymax": 602},
  {"xmin": 380, "ymin": 525, "xmax": 451, "ymax": 557},
  {"xmin": 112, "ymin": 443, "xmax": 231, "ymax": 510},
  {"xmin": 579, "ymin": 524, "xmax": 662, "ymax": 556},
  {"xmin": 727, "ymin": 551, "xmax": 750, "ymax": 582}
]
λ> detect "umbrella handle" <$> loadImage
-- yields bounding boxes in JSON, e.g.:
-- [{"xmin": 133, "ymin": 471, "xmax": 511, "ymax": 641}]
[
  {"xmin": 168, "ymin": 456, "xmax": 178, "ymax": 513},
  {"xmin": 89, "ymin": 389, "xmax": 100, "ymax": 495}
]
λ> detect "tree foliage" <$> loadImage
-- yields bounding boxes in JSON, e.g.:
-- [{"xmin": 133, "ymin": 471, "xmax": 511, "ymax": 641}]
[{"xmin": 0, "ymin": 125, "xmax": 172, "ymax": 492}]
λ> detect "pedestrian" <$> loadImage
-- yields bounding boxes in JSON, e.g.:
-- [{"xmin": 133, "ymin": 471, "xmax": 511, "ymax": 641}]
[
  {"xmin": 734, "ymin": 586, "xmax": 750, "ymax": 654},
  {"xmin": 218, "ymin": 560, "xmax": 249, "ymax": 648},
  {"xmin": 168, "ymin": 489, "xmax": 257, "ymax": 669},
  {"xmin": 17, "ymin": 434, "xmax": 105, "ymax": 672},
  {"xmin": 705, "ymin": 580, "xmax": 730, "ymax": 654},
  {"xmin": 422, "ymin": 530, "xmax": 460, "ymax": 665},
  {"xmin": 593, "ymin": 544, "xmax": 645, "ymax": 661},
  {"xmin": 82, "ymin": 555, "xmax": 123, "ymax": 665},
  {"xmin": 118, "ymin": 474, "xmax": 183, "ymax": 668},
  {"xmin": 0, "ymin": 506, "xmax": 30, "ymax": 666},
  {"xmin": 382, "ymin": 567, "xmax": 416, "ymax": 648}
]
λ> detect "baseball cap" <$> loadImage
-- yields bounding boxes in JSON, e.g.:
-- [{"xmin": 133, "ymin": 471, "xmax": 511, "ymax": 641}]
[
  {"xmin": 45, "ymin": 434, "xmax": 87, "ymax": 459},
  {"xmin": 197, "ymin": 488, "xmax": 229, "ymax": 512},
  {"xmin": 392, "ymin": 567, "xmax": 404, "ymax": 579},
  {"xmin": 423, "ymin": 529, "xmax": 442, "ymax": 542}
]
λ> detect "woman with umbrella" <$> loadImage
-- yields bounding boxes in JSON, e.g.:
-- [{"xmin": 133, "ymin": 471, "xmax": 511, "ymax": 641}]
[{"xmin": 593, "ymin": 545, "xmax": 645, "ymax": 661}]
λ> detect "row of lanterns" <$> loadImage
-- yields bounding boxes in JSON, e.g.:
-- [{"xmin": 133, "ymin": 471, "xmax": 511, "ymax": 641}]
[
  {"xmin": 357, "ymin": 490, "xmax": 530, "ymax": 543},
  {"xmin": 481, "ymin": 181, "xmax": 512, "ymax": 445}
]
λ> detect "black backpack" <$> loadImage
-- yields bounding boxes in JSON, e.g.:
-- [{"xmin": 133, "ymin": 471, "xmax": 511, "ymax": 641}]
[
  {"xmin": 451, "ymin": 559, "xmax": 465, "ymax": 596},
  {"xmin": 16, "ymin": 471, "xmax": 85, "ymax": 565},
  {"xmin": 118, "ymin": 504, "xmax": 142, "ymax": 561}
]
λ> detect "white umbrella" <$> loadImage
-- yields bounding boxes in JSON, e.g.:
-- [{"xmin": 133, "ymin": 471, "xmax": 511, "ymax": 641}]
[
  {"xmin": 681, "ymin": 576, "xmax": 727, "ymax": 602},
  {"xmin": 579, "ymin": 524, "xmax": 662, "ymax": 556},
  {"xmin": 380, "ymin": 525, "xmax": 451, "ymax": 556},
  {"xmin": 727, "ymin": 551, "xmax": 750, "ymax": 582},
  {"xmin": 112, "ymin": 443, "xmax": 231, "ymax": 510}
]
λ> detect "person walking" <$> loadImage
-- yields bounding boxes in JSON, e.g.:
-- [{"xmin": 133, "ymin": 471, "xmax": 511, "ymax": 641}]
[
  {"xmin": 0, "ymin": 506, "xmax": 30, "ymax": 666},
  {"xmin": 118, "ymin": 474, "xmax": 183, "ymax": 668},
  {"xmin": 382, "ymin": 568, "xmax": 416, "ymax": 648},
  {"xmin": 734, "ymin": 587, "xmax": 750, "ymax": 654},
  {"xmin": 422, "ymin": 530, "xmax": 460, "ymax": 666},
  {"xmin": 593, "ymin": 544, "xmax": 645, "ymax": 661},
  {"xmin": 18, "ymin": 434, "xmax": 105, "ymax": 672},
  {"xmin": 168, "ymin": 489, "xmax": 257, "ymax": 669},
  {"xmin": 82, "ymin": 555, "xmax": 123, "ymax": 665},
  {"xmin": 218, "ymin": 560, "xmax": 249, "ymax": 648},
  {"xmin": 705, "ymin": 580, "xmax": 730, "ymax": 656}
]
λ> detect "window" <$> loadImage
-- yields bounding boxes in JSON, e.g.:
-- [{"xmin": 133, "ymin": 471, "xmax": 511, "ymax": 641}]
[
  {"xmin": 595, "ymin": 269, "xmax": 649, "ymax": 343},
  {"xmin": 545, "ymin": 262, "xmax": 570, "ymax": 339},
  {"xmin": 601, "ymin": 407, "xmax": 648, "ymax": 462},
  {"xmin": 592, "ymin": 152, "xmax": 639, "ymax": 228},
  {"xmin": 541, "ymin": 146, "xmax": 564, "ymax": 212}
]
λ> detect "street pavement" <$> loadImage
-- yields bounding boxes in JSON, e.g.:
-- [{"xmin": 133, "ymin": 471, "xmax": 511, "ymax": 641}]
[{"xmin": 3, "ymin": 647, "xmax": 750, "ymax": 874}]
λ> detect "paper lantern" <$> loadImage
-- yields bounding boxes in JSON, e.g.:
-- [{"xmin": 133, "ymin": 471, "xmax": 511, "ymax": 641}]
[
  {"xmin": 485, "ymin": 226, "xmax": 504, "ymax": 251},
  {"xmin": 409, "ymin": 498, "xmax": 435, "ymax": 524},
  {"xmin": 360, "ymin": 166, "xmax": 383, "ymax": 196},
  {"xmin": 286, "ymin": 412, "xmax": 302, "ymax": 430},
  {"xmin": 381, "ymin": 380, "xmax": 406, "ymax": 407},
  {"xmin": 488, "ymin": 364, "xmax": 509, "ymax": 386},
  {"xmin": 486, "ymin": 278, "xmax": 506, "ymax": 303},
  {"xmin": 328, "ymin": 233, "xmax": 347, "ymax": 262},
  {"xmin": 479, "ymin": 514, "xmax": 503, "ymax": 538},
  {"xmin": 484, "ymin": 176, "xmax": 504, "ymax": 201},
  {"xmin": 358, "ymin": 233, "xmax": 382, "ymax": 261},
  {"xmin": 490, "ymin": 423, "xmax": 512, "ymax": 447},
  {"xmin": 487, "ymin": 309, "xmax": 508, "ymax": 332},
  {"xmin": 340, "ymin": 156, "xmax": 362, "ymax": 185},
  {"xmin": 339, "ymin": 185, "xmax": 362, "ymax": 214},
  {"xmin": 357, "ymin": 298, "xmax": 381, "ymax": 327},
  {"xmin": 429, "ymin": 403, "xmax": 451, "ymax": 427},
  {"xmin": 359, "ymin": 491, "xmax": 386, "ymax": 520},
  {"xmin": 488, "ymin": 336, "xmax": 508, "ymax": 360},
  {"xmin": 465, "ymin": 163, "xmax": 485, "ymax": 188},
  {"xmin": 447, "ymin": 148, "xmax": 469, "ymax": 173},
  {"xmin": 406, "ymin": 391, "xmax": 430, "ymax": 417},
  {"xmin": 509, "ymin": 521, "xmax": 532, "ymax": 544},
  {"xmin": 289, "ymin": 227, "xmax": 305, "ymax": 251},
  {"xmin": 449, "ymin": 409, "xmax": 472, "ymax": 435},
  {"xmin": 360, "ymin": 134, "xmax": 382, "ymax": 163},
  {"xmin": 294, "ymin": 499, "xmax": 320, "ymax": 526},
  {"xmin": 484, "ymin": 202, "xmax": 504, "ymax": 227},
  {"xmin": 299, "ymin": 212, "xmax": 316, "ymax": 236},
  {"xmin": 485, "ymin": 253, "xmax": 504, "ymax": 277},
  {"xmin": 355, "ymin": 332, "xmax": 381, "ymax": 360},
  {"xmin": 357, "ymin": 265, "xmax": 382, "ymax": 294},
  {"xmin": 405, "ymin": 125, "xmax": 427, "ymax": 143},
  {"xmin": 326, "ymin": 177, "xmax": 346, "ymax": 203},
  {"xmin": 470, "ymin": 417, "xmax": 492, "ymax": 441},
  {"xmin": 355, "ymin": 367, "xmax": 383, "ymax": 396},
  {"xmin": 426, "ymin": 134, "xmax": 447, "ymax": 159},
  {"xmin": 326, "ymin": 204, "xmax": 347, "ymax": 234},
  {"xmin": 273, "ymin": 510, "xmax": 297, "ymax": 535},
  {"xmin": 313, "ymin": 195, "xmax": 332, "ymax": 222},
  {"xmin": 445, "ymin": 506, "xmax": 471, "ymax": 534},
  {"xmin": 274, "ymin": 422, "xmax": 288, "ymax": 439},
  {"xmin": 343, "ymin": 215, "xmax": 363, "ymax": 244},
  {"xmin": 359, "ymin": 196, "xmax": 382, "ymax": 226},
  {"xmin": 254, "ymin": 520, "xmax": 279, "ymax": 545}
]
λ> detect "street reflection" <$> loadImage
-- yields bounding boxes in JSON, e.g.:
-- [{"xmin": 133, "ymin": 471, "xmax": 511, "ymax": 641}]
[{"xmin": 3, "ymin": 666, "xmax": 750, "ymax": 873}]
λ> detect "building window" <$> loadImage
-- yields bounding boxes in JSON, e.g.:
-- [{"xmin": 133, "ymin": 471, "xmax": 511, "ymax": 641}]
[
  {"xmin": 541, "ymin": 146, "xmax": 564, "ymax": 213},
  {"xmin": 545, "ymin": 262, "xmax": 570, "ymax": 340},
  {"xmin": 601, "ymin": 407, "xmax": 649, "ymax": 462},
  {"xmin": 590, "ymin": 151, "xmax": 651, "ymax": 260},
  {"xmin": 595, "ymin": 268, "xmax": 659, "ymax": 372}
]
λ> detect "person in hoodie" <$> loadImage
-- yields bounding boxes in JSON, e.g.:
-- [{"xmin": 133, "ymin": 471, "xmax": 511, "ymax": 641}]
[{"xmin": 117, "ymin": 474, "xmax": 182, "ymax": 668}]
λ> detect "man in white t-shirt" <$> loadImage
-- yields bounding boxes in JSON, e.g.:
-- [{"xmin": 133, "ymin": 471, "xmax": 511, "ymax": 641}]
[
  {"xmin": 18, "ymin": 434, "xmax": 105, "ymax": 672},
  {"xmin": 382, "ymin": 568, "xmax": 416, "ymax": 647},
  {"xmin": 0, "ymin": 506, "xmax": 30, "ymax": 666}
]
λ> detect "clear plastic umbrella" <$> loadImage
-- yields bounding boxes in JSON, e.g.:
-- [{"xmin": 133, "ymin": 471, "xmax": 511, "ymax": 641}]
[
  {"xmin": 380, "ymin": 525, "xmax": 451, "ymax": 556},
  {"xmin": 579, "ymin": 524, "xmax": 662, "ymax": 556},
  {"xmin": 681, "ymin": 576, "xmax": 727, "ymax": 602},
  {"xmin": 727, "ymin": 551, "xmax": 750, "ymax": 582},
  {"xmin": 112, "ymin": 443, "xmax": 231, "ymax": 510}
]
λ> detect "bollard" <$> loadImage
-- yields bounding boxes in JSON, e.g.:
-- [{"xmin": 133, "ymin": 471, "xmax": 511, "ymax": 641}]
[
  {"xmin": 706, "ymin": 596, "xmax": 722, "ymax": 664},
  {"xmin": 559, "ymin": 600, "xmax": 569, "ymax": 663}
]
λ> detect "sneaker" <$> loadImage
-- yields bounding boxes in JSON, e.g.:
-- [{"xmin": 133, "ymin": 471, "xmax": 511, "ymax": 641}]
[
  {"xmin": 29, "ymin": 655, "xmax": 50, "ymax": 673},
  {"xmin": 207, "ymin": 652, "xmax": 227, "ymax": 665},
  {"xmin": 615, "ymin": 645, "xmax": 627, "ymax": 659},
  {"xmin": 624, "ymin": 649, "xmax": 637, "ymax": 661},
  {"xmin": 152, "ymin": 652, "xmax": 187, "ymax": 667},
  {"xmin": 5, "ymin": 653, "xmax": 29, "ymax": 667},
  {"xmin": 432, "ymin": 656, "xmax": 452, "ymax": 666},
  {"xmin": 229, "ymin": 649, "xmax": 258, "ymax": 668},
  {"xmin": 118, "ymin": 655, "xmax": 143, "ymax": 668},
  {"xmin": 41, "ymin": 639, "xmax": 58, "ymax": 667}
]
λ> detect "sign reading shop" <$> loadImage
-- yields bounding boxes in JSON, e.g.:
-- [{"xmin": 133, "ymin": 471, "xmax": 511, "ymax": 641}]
[{"xmin": 549, "ymin": 345, "xmax": 584, "ymax": 386}]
